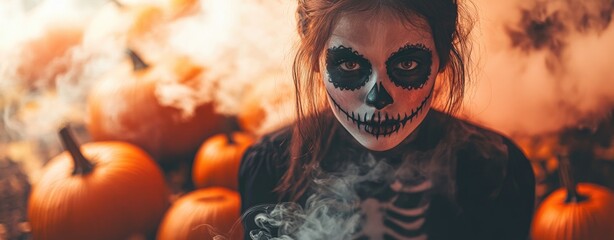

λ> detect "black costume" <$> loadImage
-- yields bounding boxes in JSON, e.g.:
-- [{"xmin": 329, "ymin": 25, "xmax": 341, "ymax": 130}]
[{"xmin": 239, "ymin": 110, "xmax": 535, "ymax": 240}]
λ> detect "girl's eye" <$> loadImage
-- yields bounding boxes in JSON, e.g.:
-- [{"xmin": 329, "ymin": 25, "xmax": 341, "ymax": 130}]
[
  {"xmin": 397, "ymin": 60, "xmax": 418, "ymax": 71},
  {"xmin": 340, "ymin": 61, "xmax": 360, "ymax": 71}
]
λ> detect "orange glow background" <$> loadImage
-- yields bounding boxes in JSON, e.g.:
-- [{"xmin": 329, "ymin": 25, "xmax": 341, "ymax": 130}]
[{"xmin": 1, "ymin": 0, "xmax": 614, "ymax": 239}]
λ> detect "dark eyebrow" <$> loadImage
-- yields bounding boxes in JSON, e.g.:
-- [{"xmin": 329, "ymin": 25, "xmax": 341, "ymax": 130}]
[
  {"xmin": 387, "ymin": 43, "xmax": 432, "ymax": 61},
  {"xmin": 326, "ymin": 45, "xmax": 368, "ymax": 63}
]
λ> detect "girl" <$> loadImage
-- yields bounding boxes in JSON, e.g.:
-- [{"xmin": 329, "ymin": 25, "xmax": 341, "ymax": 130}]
[{"xmin": 239, "ymin": 0, "xmax": 535, "ymax": 239}]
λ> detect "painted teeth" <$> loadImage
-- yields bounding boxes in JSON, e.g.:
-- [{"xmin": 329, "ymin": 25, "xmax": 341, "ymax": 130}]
[
  {"xmin": 363, "ymin": 123, "xmax": 400, "ymax": 136},
  {"xmin": 328, "ymin": 85, "xmax": 433, "ymax": 138}
]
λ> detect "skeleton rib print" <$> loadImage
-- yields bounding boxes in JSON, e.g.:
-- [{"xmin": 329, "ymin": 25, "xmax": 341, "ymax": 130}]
[{"xmin": 353, "ymin": 179, "xmax": 432, "ymax": 240}]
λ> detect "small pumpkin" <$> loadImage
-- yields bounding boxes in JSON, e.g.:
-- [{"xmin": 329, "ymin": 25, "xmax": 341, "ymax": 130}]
[
  {"xmin": 157, "ymin": 187, "xmax": 243, "ymax": 240},
  {"xmin": 87, "ymin": 50, "xmax": 228, "ymax": 163},
  {"xmin": 28, "ymin": 125, "xmax": 169, "ymax": 240},
  {"xmin": 192, "ymin": 132, "xmax": 254, "ymax": 190},
  {"xmin": 531, "ymin": 155, "xmax": 614, "ymax": 240}
]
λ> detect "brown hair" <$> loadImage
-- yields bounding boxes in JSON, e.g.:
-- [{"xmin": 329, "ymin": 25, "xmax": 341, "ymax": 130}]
[{"xmin": 277, "ymin": 0, "xmax": 474, "ymax": 201}]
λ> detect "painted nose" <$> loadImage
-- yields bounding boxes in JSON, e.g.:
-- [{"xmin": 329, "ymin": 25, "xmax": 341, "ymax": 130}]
[{"xmin": 366, "ymin": 82, "xmax": 394, "ymax": 110}]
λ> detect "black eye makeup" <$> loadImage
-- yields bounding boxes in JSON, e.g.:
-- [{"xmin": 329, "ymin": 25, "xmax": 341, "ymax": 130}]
[
  {"xmin": 326, "ymin": 45, "xmax": 373, "ymax": 91},
  {"xmin": 385, "ymin": 43, "xmax": 433, "ymax": 90}
]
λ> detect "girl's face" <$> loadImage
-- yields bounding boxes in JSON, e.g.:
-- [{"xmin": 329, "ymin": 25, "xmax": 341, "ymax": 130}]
[{"xmin": 322, "ymin": 10, "xmax": 440, "ymax": 151}]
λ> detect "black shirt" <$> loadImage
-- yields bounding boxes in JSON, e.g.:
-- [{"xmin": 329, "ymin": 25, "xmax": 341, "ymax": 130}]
[{"xmin": 239, "ymin": 110, "xmax": 535, "ymax": 240}]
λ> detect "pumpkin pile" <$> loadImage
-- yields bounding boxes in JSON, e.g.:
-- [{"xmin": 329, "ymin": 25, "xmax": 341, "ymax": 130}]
[
  {"xmin": 531, "ymin": 154, "xmax": 614, "ymax": 240},
  {"xmin": 29, "ymin": 125, "xmax": 254, "ymax": 239},
  {"xmin": 20, "ymin": 0, "xmax": 263, "ymax": 238}
]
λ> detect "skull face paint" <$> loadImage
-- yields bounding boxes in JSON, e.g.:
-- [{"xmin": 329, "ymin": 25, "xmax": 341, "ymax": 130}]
[{"xmin": 322, "ymin": 11, "xmax": 439, "ymax": 151}]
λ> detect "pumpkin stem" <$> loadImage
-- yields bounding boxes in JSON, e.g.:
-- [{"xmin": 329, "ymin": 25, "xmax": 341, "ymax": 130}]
[
  {"xmin": 558, "ymin": 154, "xmax": 587, "ymax": 203},
  {"xmin": 126, "ymin": 49, "xmax": 149, "ymax": 71},
  {"xmin": 59, "ymin": 125, "xmax": 95, "ymax": 175},
  {"xmin": 225, "ymin": 117, "xmax": 242, "ymax": 145},
  {"xmin": 226, "ymin": 132, "xmax": 236, "ymax": 145}
]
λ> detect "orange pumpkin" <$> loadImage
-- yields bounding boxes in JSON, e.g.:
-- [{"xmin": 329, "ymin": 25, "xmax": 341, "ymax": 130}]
[
  {"xmin": 157, "ymin": 187, "xmax": 243, "ymax": 240},
  {"xmin": 192, "ymin": 132, "xmax": 254, "ymax": 190},
  {"xmin": 28, "ymin": 125, "xmax": 169, "ymax": 240},
  {"xmin": 531, "ymin": 155, "xmax": 614, "ymax": 240},
  {"xmin": 87, "ymin": 50, "xmax": 228, "ymax": 163}
]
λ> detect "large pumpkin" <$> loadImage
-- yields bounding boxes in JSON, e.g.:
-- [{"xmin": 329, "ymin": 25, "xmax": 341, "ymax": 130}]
[
  {"xmin": 531, "ymin": 155, "xmax": 614, "ymax": 240},
  {"xmin": 192, "ymin": 132, "xmax": 254, "ymax": 190},
  {"xmin": 87, "ymin": 50, "xmax": 228, "ymax": 163},
  {"xmin": 157, "ymin": 187, "xmax": 243, "ymax": 240},
  {"xmin": 28, "ymin": 125, "xmax": 169, "ymax": 240}
]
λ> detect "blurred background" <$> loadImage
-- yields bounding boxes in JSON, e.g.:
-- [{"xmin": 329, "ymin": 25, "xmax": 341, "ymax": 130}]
[{"xmin": 1, "ymin": 0, "xmax": 613, "ymax": 239}]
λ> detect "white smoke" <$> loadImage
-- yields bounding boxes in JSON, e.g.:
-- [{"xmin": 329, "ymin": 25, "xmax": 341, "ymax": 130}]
[
  {"xmin": 162, "ymin": 0, "xmax": 298, "ymax": 115},
  {"xmin": 0, "ymin": 0, "xmax": 297, "ymax": 174},
  {"xmin": 464, "ymin": 0, "xmax": 614, "ymax": 136},
  {"xmin": 243, "ymin": 154, "xmax": 378, "ymax": 240}
]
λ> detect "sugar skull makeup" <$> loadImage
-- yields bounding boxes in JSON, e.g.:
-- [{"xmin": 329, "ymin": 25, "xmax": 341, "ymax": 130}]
[{"xmin": 322, "ymin": 11, "xmax": 439, "ymax": 151}]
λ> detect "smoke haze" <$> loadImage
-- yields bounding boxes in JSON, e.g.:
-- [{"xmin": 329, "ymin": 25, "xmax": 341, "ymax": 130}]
[{"xmin": 465, "ymin": 0, "xmax": 614, "ymax": 136}]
